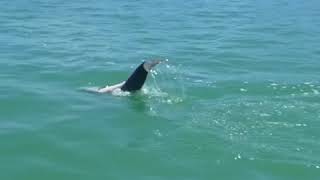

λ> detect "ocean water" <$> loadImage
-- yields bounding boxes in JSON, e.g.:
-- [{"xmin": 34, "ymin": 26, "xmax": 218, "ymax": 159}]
[{"xmin": 1, "ymin": 0, "xmax": 320, "ymax": 179}]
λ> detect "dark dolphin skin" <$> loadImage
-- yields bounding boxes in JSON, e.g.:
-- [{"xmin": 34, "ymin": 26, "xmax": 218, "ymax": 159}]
[{"xmin": 121, "ymin": 60, "xmax": 161, "ymax": 92}]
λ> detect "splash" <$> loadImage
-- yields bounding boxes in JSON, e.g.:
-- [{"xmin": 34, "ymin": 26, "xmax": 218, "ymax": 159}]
[
  {"xmin": 144, "ymin": 59, "xmax": 185, "ymax": 104},
  {"xmin": 81, "ymin": 59, "xmax": 186, "ymax": 102}
]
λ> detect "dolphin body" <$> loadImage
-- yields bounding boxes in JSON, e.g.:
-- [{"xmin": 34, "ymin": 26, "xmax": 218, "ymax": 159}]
[{"xmin": 95, "ymin": 60, "xmax": 161, "ymax": 93}]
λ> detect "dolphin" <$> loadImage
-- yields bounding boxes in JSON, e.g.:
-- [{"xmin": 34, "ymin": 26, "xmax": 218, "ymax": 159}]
[{"xmin": 96, "ymin": 60, "xmax": 162, "ymax": 93}]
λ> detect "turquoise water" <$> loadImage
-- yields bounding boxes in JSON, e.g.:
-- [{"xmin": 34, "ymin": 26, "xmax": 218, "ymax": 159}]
[{"xmin": 1, "ymin": 0, "xmax": 320, "ymax": 179}]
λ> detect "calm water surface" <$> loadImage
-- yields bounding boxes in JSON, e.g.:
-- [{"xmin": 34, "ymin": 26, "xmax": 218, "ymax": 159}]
[{"xmin": 1, "ymin": 0, "xmax": 320, "ymax": 179}]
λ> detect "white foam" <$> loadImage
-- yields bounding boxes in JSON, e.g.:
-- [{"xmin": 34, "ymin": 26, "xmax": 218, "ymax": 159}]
[
  {"xmin": 240, "ymin": 88, "xmax": 247, "ymax": 92},
  {"xmin": 260, "ymin": 113, "xmax": 271, "ymax": 117},
  {"xmin": 141, "ymin": 86, "xmax": 168, "ymax": 98},
  {"xmin": 312, "ymin": 89, "xmax": 319, "ymax": 95},
  {"xmin": 111, "ymin": 88, "xmax": 130, "ymax": 96},
  {"xmin": 234, "ymin": 154, "xmax": 242, "ymax": 160}
]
